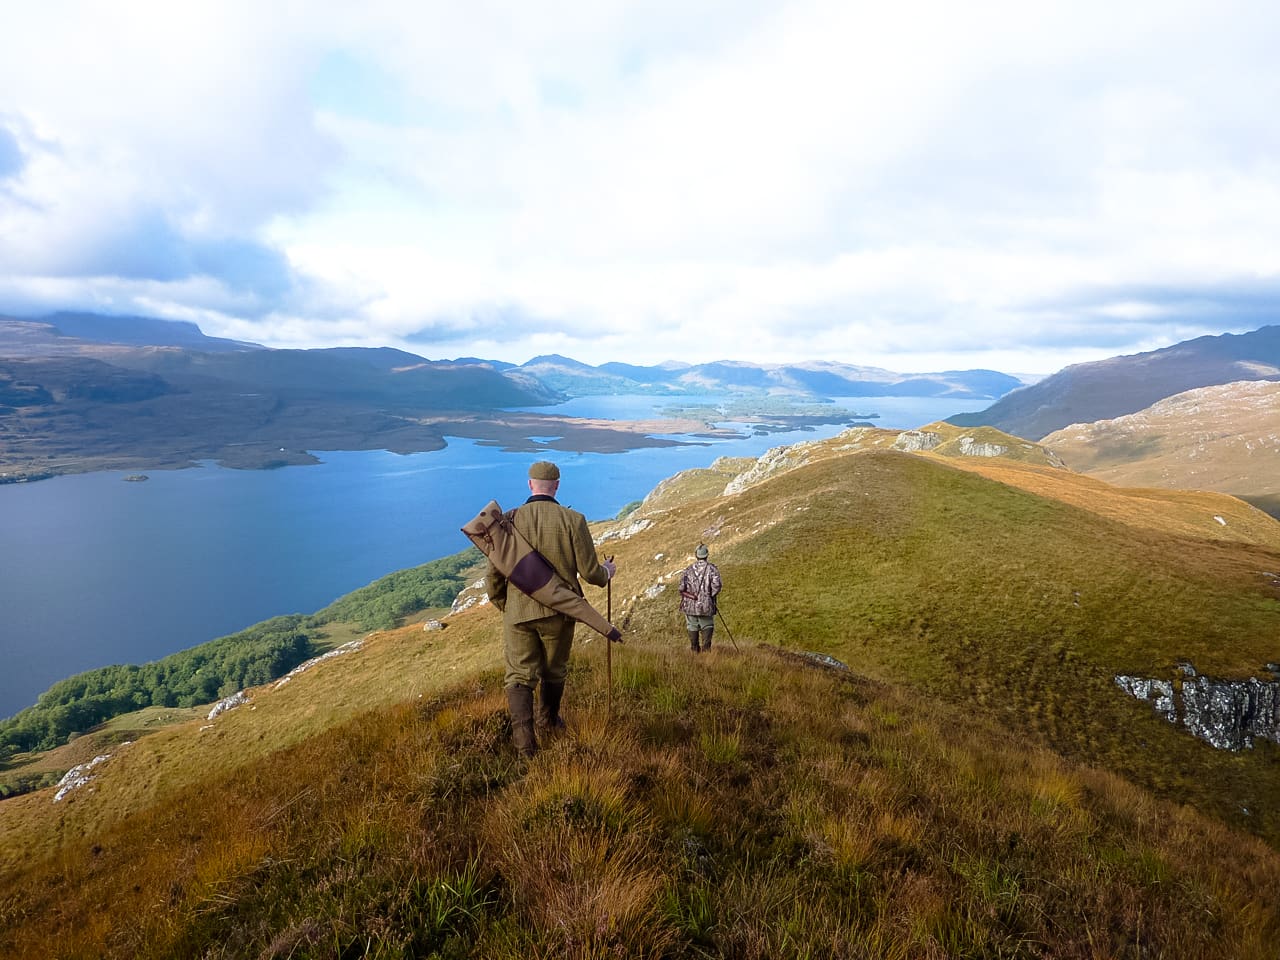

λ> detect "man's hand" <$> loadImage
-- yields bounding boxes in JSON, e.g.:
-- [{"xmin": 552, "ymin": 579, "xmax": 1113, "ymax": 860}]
[{"xmin": 603, "ymin": 557, "xmax": 616, "ymax": 580}]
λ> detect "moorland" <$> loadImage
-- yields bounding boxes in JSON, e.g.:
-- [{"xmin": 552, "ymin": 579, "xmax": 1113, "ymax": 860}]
[{"xmin": 3, "ymin": 420, "xmax": 1279, "ymax": 958}]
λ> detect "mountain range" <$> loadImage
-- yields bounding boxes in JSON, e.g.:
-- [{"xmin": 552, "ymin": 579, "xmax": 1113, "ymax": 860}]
[
  {"xmin": 0, "ymin": 312, "xmax": 1023, "ymax": 481},
  {"xmin": 513, "ymin": 352, "xmax": 1023, "ymax": 399},
  {"xmin": 949, "ymin": 324, "xmax": 1280, "ymax": 439},
  {"xmin": 0, "ymin": 315, "xmax": 560, "ymax": 478}
]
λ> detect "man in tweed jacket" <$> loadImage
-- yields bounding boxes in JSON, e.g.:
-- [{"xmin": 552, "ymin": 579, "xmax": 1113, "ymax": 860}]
[{"xmin": 487, "ymin": 460, "xmax": 615, "ymax": 757}]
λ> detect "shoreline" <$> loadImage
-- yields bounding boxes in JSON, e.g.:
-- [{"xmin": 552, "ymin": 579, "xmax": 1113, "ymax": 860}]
[{"xmin": 0, "ymin": 408, "xmax": 862, "ymax": 484}]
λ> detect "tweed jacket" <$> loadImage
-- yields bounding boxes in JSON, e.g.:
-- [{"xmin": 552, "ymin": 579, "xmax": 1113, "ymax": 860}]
[{"xmin": 486, "ymin": 495, "xmax": 610, "ymax": 625}]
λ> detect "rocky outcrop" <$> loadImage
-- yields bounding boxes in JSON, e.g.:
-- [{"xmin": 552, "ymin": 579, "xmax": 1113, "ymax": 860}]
[
  {"xmin": 892, "ymin": 430, "xmax": 943, "ymax": 453},
  {"xmin": 272, "ymin": 640, "xmax": 366, "ymax": 690},
  {"xmin": 723, "ymin": 438, "xmax": 826, "ymax": 495},
  {"xmin": 956, "ymin": 435, "xmax": 1007, "ymax": 458},
  {"xmin": 52, "ymin": 745, "xmax": 130, "ymax": 803},
  {"xmin": 598, "ymin": 517, "xmax": 654, "ymax": 542},
  {"xmin": 1116, "ymin": 663, "xmax": 1280, "ymax": 750},
  {"xmin": 207, "ymin": 691, "xmax": 250, "ymax": 720}
]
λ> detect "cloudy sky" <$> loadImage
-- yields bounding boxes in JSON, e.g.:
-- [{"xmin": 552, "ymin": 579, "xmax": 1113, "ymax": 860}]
[{"xmin": 1, "ymin": 1, "xmax": 1278, "ymax": 374}]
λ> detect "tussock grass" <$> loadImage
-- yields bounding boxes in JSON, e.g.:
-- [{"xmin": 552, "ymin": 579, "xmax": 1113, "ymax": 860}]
[{"xmin": 3, "ymin": 641, "xmax": 1280, "ymax": 958}]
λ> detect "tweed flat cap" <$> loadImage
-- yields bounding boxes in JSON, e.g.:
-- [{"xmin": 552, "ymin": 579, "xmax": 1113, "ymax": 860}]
[{"xmin": 529, "ymin": 460, "xmax": 560, "ymax": 481}]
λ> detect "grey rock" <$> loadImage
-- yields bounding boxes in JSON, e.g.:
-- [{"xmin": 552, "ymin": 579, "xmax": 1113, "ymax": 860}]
[
  {"xmin": 892, "ymin": 430, "xmax": 943, "ymax": 453},
  {"xmin": 1116, "ymin": 665, "xmax": 1280, "ymax": 751},
  {"xmin": 956, "ymin": 435, "xmax": 1007, "ymax": 457}
]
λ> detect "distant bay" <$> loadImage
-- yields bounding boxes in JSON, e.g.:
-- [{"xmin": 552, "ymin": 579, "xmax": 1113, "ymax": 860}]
[{"xmin": 0, "ymin": 395, "xmax": 981, "ymax": 718}]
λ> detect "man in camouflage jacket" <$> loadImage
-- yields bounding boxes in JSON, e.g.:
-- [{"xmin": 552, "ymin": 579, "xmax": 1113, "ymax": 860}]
[
  {"xmin": 679, "ymin": 544, "xmax": 721, "ymax": 652},
  {"xmin": 487, "ymin": 460, "xmax": 615, "ymax": 757}
]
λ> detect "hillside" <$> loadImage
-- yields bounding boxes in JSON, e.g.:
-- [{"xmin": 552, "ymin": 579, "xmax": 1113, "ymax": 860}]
[
  {"xmin": 1041, "ymin": 380, "xmax": 1280, "ymax": 518},
  {"xmin": 950, "ymin": 324, "xmax": 1280, "ymax": 439},
  {"xmin": 3, "ymin": 316, "xmax": 699, "ymax": 480},
  {"xmin": 3, "ymin": 427, "xmax": 1280, "ymax": 956}
]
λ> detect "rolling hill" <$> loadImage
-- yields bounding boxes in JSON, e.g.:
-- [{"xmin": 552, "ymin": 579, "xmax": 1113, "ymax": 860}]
[
  {"xmin": 0, "ymin": 316, "xmax": 567, "ymax": 479},
  {"xmin": 949, "ymin": 324, "xmax": 1280, "ymax": 440},
  {"xmin": 1042, "ymin": 380, "xmax": 1280, "ymax": 519},
  {"xmin": 3, "ymin": 423, "xmax": 1280, "ymax": 957}
]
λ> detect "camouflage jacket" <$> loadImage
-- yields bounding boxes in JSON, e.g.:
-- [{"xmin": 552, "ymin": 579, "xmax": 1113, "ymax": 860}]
[{"xmin": 679, "ymin": 559, "xmax": 721, "ymax": 616}]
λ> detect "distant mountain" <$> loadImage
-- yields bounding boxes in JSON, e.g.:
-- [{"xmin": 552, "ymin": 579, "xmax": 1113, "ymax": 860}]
[
  {"xmin": 0, "ymin": 316, "xmax": 564, "ymax": 480},
  {"xmin": 0, "ymin": 309, "xmax": 1023, "ymax": 482},
  {"xmin": 949, "ymin": 325, "xmax": 1280, "ymax": 440},
  {"xmin": 451, "ymin": 356, "xmax": 516, "ymax": 371},
  {"xmin": 1041, "ymin": 380, "xmax": 1280, "ymax": 518},
  {"xmin": 34, "ymin": 311, "xmax": 263, "ymax": 352},
  {"xmin": 519, "ymin": 355, "xmax": 1023, "ymax": 399},
  {"xmin": 517, "ymin": 354, "xmax": 661, "ymax": 395}
]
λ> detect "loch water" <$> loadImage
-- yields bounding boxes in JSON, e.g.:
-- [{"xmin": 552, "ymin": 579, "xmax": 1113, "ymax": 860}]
[{"xmin": 0, "ymin": 396, "xmax": 981, "ymax": 718}]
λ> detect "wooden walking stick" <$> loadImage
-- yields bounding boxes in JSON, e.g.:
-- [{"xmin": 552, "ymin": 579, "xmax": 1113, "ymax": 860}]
[{"xmin": 606, "ymin": 555, "xmax": 614, "ymax": 720}]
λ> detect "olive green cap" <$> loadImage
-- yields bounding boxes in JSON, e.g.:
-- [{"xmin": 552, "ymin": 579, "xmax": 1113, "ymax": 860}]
[{"xmin": 529, "ymin": 460, "xmax": 560, "ymax": 481}]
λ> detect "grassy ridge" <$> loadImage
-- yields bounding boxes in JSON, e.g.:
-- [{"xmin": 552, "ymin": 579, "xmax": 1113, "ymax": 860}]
[
  {"xmin": 2, "ymin": 644, "xmax": 1277, "ymax": 958},
  {"xmin": 4, "ymin": 437, "xmax": 1280, "ymax": 956}
]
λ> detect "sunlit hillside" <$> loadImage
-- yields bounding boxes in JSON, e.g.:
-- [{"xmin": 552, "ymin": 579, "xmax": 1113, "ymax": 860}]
[
  {"xmin": 1042, "ymin": 380, "xmax": 1280, "ymax": 518},
  {"xmin": 3, "ymin": 424, "xmax": 1280, "ymax": 958}
]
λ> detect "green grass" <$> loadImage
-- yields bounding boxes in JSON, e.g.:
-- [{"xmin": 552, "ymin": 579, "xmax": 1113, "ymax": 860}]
[{"xmin": 722, "ymin": 452, "xmax": 1280, "ymax": 841}]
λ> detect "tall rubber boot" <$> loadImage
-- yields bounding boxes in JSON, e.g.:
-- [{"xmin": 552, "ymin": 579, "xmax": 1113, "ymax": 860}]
[
  {"xmin": 506, "ymin": 684, "xmax": 538, "ymax": 759},
  {"xmin": 537, "ymin": 680, "xmax": 566, "ymax": 733},
  {"xmin": 700, "ymin": 626, "xmax": 714, "ymax": 651},
  {"xmin": 688, "ymin": 629, "xmax": 701, "ymax": 653}
]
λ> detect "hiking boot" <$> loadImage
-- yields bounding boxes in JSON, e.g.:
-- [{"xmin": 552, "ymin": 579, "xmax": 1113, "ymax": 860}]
[
  {"xmin": 700, "ymin": 627, "xmax": 714, "ymax": 651},
  {"xmin": 506, "ymin": 684, "xmax": 538, "ymax": 759},
  {"xmin": 536, "ymin": 680, "xmax": 567, "ymax": 734},
  {"xmin": 688, "ymin": 629, "xmax": 701, "ymax": 653}
]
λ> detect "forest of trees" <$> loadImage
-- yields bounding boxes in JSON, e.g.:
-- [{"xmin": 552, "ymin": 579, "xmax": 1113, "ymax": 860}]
[
  {"xmin": 0, "ymin": 548, "xmax": 482, "ymax": 757},
  {"xmin": 311, "ymin": 549, "xmax": 479, "ymax": 630}
]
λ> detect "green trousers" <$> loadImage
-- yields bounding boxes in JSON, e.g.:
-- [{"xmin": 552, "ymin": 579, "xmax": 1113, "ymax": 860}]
[{"xmin": 504, "ymin": 613, "xmax": 576, "ymax": 688}]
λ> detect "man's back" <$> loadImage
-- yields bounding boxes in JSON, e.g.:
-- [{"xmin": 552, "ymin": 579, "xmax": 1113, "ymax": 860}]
[{"xmin": 504, "ymin": 497, "xmax": 608, "ymax": 624}]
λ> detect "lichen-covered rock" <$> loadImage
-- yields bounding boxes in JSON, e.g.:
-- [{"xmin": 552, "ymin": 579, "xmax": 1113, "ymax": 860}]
[
  {"xmin": 724, "ymin": 438, "xmax": 827, "ymax": 495},
  {"xmin": 598, "ymin": 517, "xmax": 653, "ymax": 542},
  {"xmin": 956, "ymin": 435, "xmax": 1007, "ymax": 457},
  {"xmin": 53, "ymin": 753, "xmax": 113, "ymax": 803},
  {"xmin": 208, "ymin": 691, "xmax": 250, "ymax": 720},
  {"xmin": 1116, "ymin": 664, "xmax": 1280, "ymax": 751},
  {"xmin": 1114, "ymin": 676, "xmax": 1176, "ymax": 723},
  {"xmin": 892, "ymin": 430, "xmax": 943, "ymax": 453}
]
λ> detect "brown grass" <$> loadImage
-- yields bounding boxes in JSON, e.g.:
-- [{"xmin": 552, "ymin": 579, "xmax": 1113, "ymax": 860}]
[{"xmin": 4, "ymin": 434, "xmax": 1280, "ymax": 957}]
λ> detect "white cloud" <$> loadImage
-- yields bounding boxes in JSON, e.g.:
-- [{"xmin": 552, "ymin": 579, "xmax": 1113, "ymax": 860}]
[{"xmin": 2, "ymin": 0, "xmax": 1279, "ymax": 374}]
